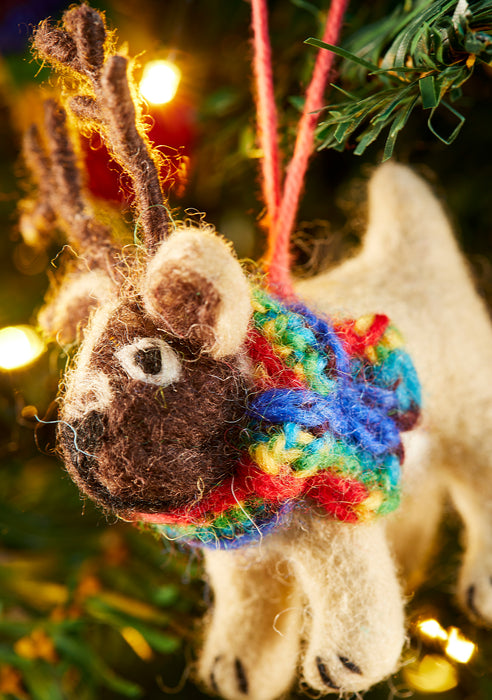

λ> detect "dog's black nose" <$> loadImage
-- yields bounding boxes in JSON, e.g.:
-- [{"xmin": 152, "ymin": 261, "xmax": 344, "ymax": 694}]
[
  {"xmin": 58, "ymin": 410, "xmax": 113, "ymax": 508},
  {"xmin": 58, "ymin": 410, "xmax": 107, "ymax": 469}
]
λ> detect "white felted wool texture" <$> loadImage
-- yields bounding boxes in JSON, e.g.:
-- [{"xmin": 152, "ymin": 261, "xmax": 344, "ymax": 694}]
[
  {"xmin": 200, "ymin": 515, "xmax": 404, "ymax": 699},
  {"xmin": 387, "ymin": 430, "xmax": 446, "ymax": 591},
  {"xmin": 199, "ymin": 546, "xmax": 302, "ymax": 700},
  {"xmin": 62, "ymin": 298, "xmax": 120, "ymax": 420},
  {"xmin": 283, "ymin": 516, "xmax": 405, "ymax": 693},
  {"xmin": 141, "ymin": 227, "xmax": 252, "ymax": 358},
  {"xmin": 448, "ymin": 476, "xmax": 492, "ymax": 622},
  {"xmin": 296, "ymin": 162, "xmax": 492, "ymax": 624}
]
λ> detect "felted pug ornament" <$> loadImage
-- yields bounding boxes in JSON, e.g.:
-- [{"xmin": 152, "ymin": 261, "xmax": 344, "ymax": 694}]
[{"xmin": 21, "ymin": 4, "xmax": 492, "ymax": 700}]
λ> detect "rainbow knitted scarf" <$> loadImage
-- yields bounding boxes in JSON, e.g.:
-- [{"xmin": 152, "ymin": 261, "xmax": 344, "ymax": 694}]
[{"xmin": 144, "ymin": 287, "xmax": 421, "ymax": 550}]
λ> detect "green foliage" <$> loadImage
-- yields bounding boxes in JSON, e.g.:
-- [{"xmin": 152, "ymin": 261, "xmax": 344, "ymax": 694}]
[
  {"xmin": 310, "ymin": 0, "xmax": 492, "ymax": 159},
  {"xmin": 0, "ymin": 453, "xmax": 202, "ymax": 698}
]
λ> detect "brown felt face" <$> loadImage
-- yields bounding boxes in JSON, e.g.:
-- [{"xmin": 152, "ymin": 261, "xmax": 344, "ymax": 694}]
[{"xmin": 58, "ymin": 300, "xmax": 250, "ymax": 514}]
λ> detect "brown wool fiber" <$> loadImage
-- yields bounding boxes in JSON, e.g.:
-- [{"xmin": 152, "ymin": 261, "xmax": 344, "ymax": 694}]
[
  {"xmin": 63, "ymin": 3, "xmax": 106, "ymax": 72},
  {"xmin": 144, "ymin": 267, "xmax": 222, "ymax": 350},
  {"xmin": 38, "ymin": 269, "xmax": 117, "ymax": 345},
  {"xmin": 20, "ymin": 126, "xmax": 56, "ymax": 249},
  {"xmin": 99, "ymin": 55, "xmax": 169, "ymax": 252},
  {"xmin": 59, "ymin": 299, "xmax": 250, "ymax": 513},
  {"xmin": 22, "ymin": 99, "xmax": 118, "ymax": 272},
  {"xmin": 34, "ymin": 4, "xmax": 170, "ymax": 252},
  {"xmin": 43, "ymin": 99, "xmax": 85, "ymax": 219},
  {"xmin": 22, "ymin": 126, "xmax": 55, "ymax": 219},
  {"xmin": 69, "ymin": 95, "xmax": 100, "ymax": 122},
  {"xmin": 142, "ymin": 229, "xmax": 253, "ymax": 359},
  {"xmin": 34, "ymin": 25, "xmax": 80, "ymax": 69}
]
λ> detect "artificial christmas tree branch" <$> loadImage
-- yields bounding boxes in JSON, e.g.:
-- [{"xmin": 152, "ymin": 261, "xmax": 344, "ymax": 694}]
[{"xmin": 309, "ymin": 0, "xmax": 492, "ymax": 159}]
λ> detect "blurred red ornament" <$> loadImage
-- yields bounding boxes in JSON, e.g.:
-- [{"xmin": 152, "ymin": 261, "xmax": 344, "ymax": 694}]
[{"xmin": 82, "ymin": 97, "xmax": 196, "ymax": 204}]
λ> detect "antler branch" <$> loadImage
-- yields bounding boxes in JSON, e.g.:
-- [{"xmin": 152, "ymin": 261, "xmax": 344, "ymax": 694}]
[
  {"xmin": 99, "ymin": 55, "xmax": 167, "ymax": 252},
  {"xmin": 34, "ymin": 4, "xmax": 169, "ymax": 252},
  {"xmin": 20, "ymin": 124, "xmax": 56, "ymax": 248},
  {"xmin": 63, "ymin": 3, "xmax": 106, "ymax": 74},
  {"xmin": 22, "ymin": 98, "xmax": 119, "ymax": 271}
]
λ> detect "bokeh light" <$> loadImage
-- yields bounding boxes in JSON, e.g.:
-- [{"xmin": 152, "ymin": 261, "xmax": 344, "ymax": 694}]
[
  {"xmin": 139, "ymin": 60, "xmax": 181, "ymax": 105},
  {"xmin": 0, "ymin": 326, "xmax": 45, "ymax": 370},
  {"xmin": 403, "ymin": 654, "xmax": 458, "ymax": 693},
  {"xmin": 417, "ymin": 618, "xmax": 448, "ymax": 641},
  {"xmin": 445, "ymin": 627, "xmax": 476, "ymax": 664}
]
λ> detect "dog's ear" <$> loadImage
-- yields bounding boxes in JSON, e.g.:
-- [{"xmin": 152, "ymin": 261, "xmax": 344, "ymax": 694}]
[
  {"xmin": 38, "ymin": 269, "xmax": 117, "ymax": 345},
  {"xmin": 140, "ymin": 229, "xmax": 252, "ymax": 358}
]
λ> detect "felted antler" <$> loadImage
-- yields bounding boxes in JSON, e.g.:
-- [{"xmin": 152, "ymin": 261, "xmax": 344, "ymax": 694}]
[
  {"xmin": 19, "ymin": 123, "xmax": 56, "ymax": 250},
  {"xmin": 21, "ymin": 96, "xmax": 120, "ymax": 343},
  {"xmin": 34, "ymin": 4, "xmax": 169, "ymax": 252},
  {"xmin": 38, "ymin": 99, "xmax": 117, "ymax": 269}
]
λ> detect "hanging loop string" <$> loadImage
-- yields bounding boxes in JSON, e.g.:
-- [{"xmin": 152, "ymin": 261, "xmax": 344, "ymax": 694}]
[
  {"xmin": 251, "ymin": 0, "xmax": 350, "ymax": 297},
  {"xmin": 251, "ymin": 0, "xmax": 281, "ymax": 227}
]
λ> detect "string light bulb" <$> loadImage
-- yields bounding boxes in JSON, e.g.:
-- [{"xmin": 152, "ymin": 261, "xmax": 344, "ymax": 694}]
[
  {"xmin": 139, "ymin": 59, "xmax": 181, "ymax": 105},
  {"xmin": 0, "ymin": 326, "xmax": 45, "ymax": 370},
  {"xmin": 417, "ymin": 618, "xmax": 448, "ymax": 642},
  {"xmin": 445, "ymin": 627, "xmax": 476, "ymax": 664}
]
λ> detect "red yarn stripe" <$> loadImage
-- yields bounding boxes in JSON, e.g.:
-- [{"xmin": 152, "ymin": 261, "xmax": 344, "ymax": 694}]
[
  {"xmin": 135, "ymin": 458, "xmax": 305, "ymax": 525},
  {"xmin": 251, "ymin": 0, "xmax": 281, "ymax": 228},
  {"xmin": 245, "ymin": 329, "xmax": 305, "ymax": 388},
  {"xmin": 135, "ymin": 458, "xmax": 369, "ymax": 527},
  {"xmin": 307, "ymin": 472, "xmax": 368, "ymax": 523},
  {"xmin": 335, "ymin": 314, "xmax": 390, "ymax": 356},
  {"xmin": 265, "ymin": 0, "xmax": 350, "ymax": 295}
]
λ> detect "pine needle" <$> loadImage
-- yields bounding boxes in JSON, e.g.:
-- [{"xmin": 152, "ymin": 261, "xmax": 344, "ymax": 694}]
[{"xmin": 308, "ymin": 0, "xmax": 492, "ymax": 160}]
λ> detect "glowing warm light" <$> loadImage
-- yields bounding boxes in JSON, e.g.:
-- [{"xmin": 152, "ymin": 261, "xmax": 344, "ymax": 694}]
[
  {"xmin": 403, "ymin": 654, "xmax": 458, "ymax": 693},
  {"xmin": 445, "ymin": 627, "xmax": 476, "ymax": 664},
  {"xmin": 139, "ymin": 60, "xmax": 181, "ymax": 105},
  {"xmin": 416, "ymin": 618, "xmax": 476, "ymax": 664},
  {"xmin": 0, "ymin": 326, "xmax": 45, "ymax": 370},
  {"xmin": 418, "ymin": 618, "xmax": 448, "ymax": 642}
]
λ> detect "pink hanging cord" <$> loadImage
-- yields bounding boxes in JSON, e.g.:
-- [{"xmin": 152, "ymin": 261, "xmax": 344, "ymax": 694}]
[
  {"xmin": 251, "ymin": 0, "xmax": 281, "ymax": 227},
  {"xmin": 251, "ymin": 0, "xmax": 350, "ymax": 297}
]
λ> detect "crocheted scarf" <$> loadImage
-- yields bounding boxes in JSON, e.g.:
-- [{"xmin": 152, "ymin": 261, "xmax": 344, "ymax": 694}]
[{"xmin": 143, "ymin": 287, "xmax": 421, "ymax": 550}]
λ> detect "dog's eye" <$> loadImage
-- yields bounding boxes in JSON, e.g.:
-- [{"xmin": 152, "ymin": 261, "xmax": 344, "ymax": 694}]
[{"xmin": 115, "ymin": 338, "xmax": 181, "ymax": 386}]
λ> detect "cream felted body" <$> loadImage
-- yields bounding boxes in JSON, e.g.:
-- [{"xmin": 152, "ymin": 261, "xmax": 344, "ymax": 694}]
[
  {"xmin": 197, "ymin": 162, "xmax": 492, "ymax": 699},
  {"xmin": 297, "ymin": 162, "xmax": 492, "ymax": 610},
  {"xmin": 201, "ymin": 515, "xmax": 404, "ymax": 699}
]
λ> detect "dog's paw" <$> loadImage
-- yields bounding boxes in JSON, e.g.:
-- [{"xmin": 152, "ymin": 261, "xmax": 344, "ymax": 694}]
[
  {"xmin": 305, "ymin": 653, "xmax": 363, "ymax": 693},
  {"xmin": 200, "ymin": 546, "xmax": 302, "ymax": 700},
  {"xmin": 301, "ymin": 638, "xmax": 400, "ymax": 695},
  {"xmin": 287, "ymin": 519, "xmax": 405, "ymax": 695},
  {"xmin": 205, "ymin": 655, "xmax": 249, "ymax": 698},
  {"xmin": 200, "ymin": 651, "xmax": 295, "ymax": 700}
]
